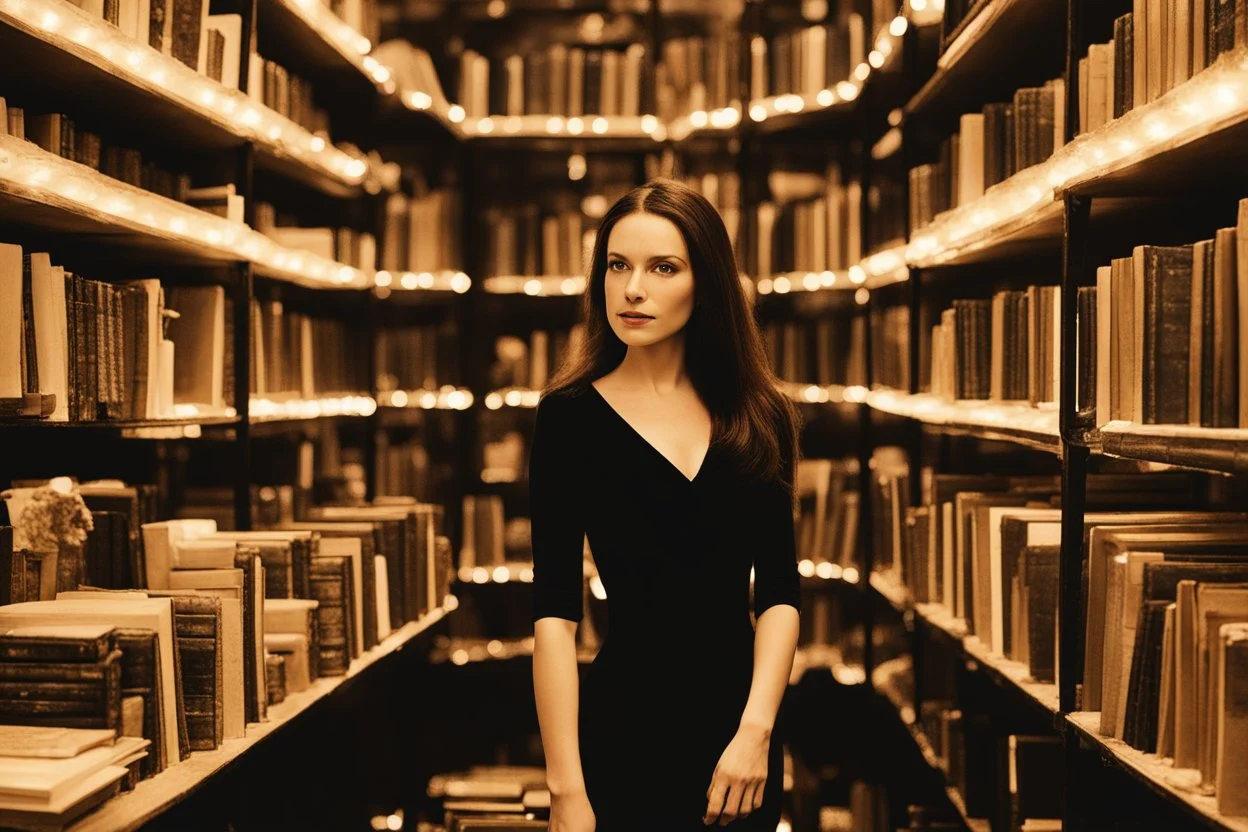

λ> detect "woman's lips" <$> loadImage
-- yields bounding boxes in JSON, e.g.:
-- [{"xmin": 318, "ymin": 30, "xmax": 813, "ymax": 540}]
[{"xmin": 618, "ymin": 312, "xmax": 653, "ymax": 327}]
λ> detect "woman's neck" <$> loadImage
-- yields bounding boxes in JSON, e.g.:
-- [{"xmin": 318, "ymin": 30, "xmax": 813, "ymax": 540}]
[{"xmin": 611, "ymin": 334, "xmax": 688, "ymax": 394}]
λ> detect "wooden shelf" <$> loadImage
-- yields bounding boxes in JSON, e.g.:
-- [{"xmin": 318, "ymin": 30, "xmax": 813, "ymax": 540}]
[
  {"xmin": 481, "ymin": 275, "xmax": 586, "ymax": 296},
  {"xmin": 0, "ymin": 135, "xmax": 372, "ymax": 288},
  {"xmin": 1066, "ymin": 711, "xmax": 1248, "ymax": 832},
  {"xmin": 456, "ymin": 562, "xmax": 535, "ymax": 584},
  {"xmin": 864, "ymin": 389, "xmax": 1061, "ymax": 452},
  {"xmin": 871, "ymin": 573, "xmax": 1059, "ymax": 714},
  {"xmin": 257, "ymin": 0, "xmax": 392, "ymax": 94},
  {"xmin": 1092, "ymin": 422, "xmax": 1248, "ymax": 476},
  {"xmin": 777, "ymin": 382, "xmax": 868, "ymax": 407},
  {"xmin": 68, "ymin": 607, "xmax": 449, "ymax": 832},
  {"xmin": 460, "ymin": 114, "xmax": 662, "ymax": 150},
  {"xmin": 1059, "ymin": 48, "xmax": 1248, "ymax": 199},
  {"xmin": 861, "ymin": 243, "xmax": 909, "ymax": 288},
  {"xmin": 377, "ymin": 388, "xmax": 474, "ymax": 411},
  {"xmin": 248, "ymin": 395, "xmax": 376, "ymax": 422},
  {"xmin": 0, "ymin": 0, "xmax": 371, "ymax": 198},
  {"xmin": 665, "ymin": 106, "xmax": 742, "ymax": 142},
  {"xmin": 483, "ymin": 388, "xmax": 542, "ymax": 410},
  {"xmin": 907, "ymin": 197, "xmax": 1065, "ymax": 269},
  {"xmin": 904, "ymin": 0, "xmax": 1066, "ymax": 128},
  {"xmin": 877, "ymin": 671, "xmax": 993, "ymax": 832},
  {"xmin": 755, "ymin": 269, "xmax": 856, "ymax": 295}
]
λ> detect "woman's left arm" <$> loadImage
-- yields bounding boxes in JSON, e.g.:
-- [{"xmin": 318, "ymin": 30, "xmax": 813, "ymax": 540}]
[{"xmin": 704, "ymin": 477, "xmax": 801, "ymax": 826}]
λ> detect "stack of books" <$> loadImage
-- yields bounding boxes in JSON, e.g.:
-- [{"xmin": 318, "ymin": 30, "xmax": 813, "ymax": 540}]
[
  {"xmin": 427, "ymin": 765, "xmax": 550, "ymax": 831},
  {"xmin": 0, "ymin": 724, "xmax": 149, "ymax": 830}
]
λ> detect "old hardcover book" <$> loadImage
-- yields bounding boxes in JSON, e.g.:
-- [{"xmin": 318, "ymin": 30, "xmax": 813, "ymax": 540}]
[
  {"xmin": 0, "ymin": 625, "xmax": 114, "ymax": 663},
  {"xmin": 233, "ymin": 549, "xmax": 266, "ymax": 724},
  {"xmin": 264, "ymin": 653, "xmax": 285, "ymax": 706},
  {"xmin": 110, "ymin": 627, "xmax": 164, "ymax": 776},
  {"xmin": 0, "ymin": 600, "xmax": 178, "ymax": 765},
  {"xmin": 262, "ymin": 599, "xmax": 319, "ymax": 682},
  {"xmin": 0, "ymin": 649, "xmax": 122, "ymax": 733},
  {"xmin": 1217, "ymin": 623, "xmax": 1248, "ymax": 815},
  {"xmin": 309, "ymin": 556, "xmax": 352, "ymax": 677},
  {"xmin": 1140, "ymin": 245, "xmax": 1194, "ymax": 424}
]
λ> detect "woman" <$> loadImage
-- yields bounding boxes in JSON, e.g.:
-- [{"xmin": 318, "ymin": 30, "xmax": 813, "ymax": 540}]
[{"xmin": 530, "ymin": 178, "xmax": 802, "ymax": 831}]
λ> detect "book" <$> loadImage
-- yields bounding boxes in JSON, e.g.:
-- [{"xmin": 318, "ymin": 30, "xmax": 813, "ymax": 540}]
[{"xmin": 0, "ymin": 600, "xmax": 179, "ymax": 765}]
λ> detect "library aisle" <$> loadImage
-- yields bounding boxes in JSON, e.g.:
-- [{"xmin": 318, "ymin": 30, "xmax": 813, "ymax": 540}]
[{"xmin": 0, "ymin": 0, "xmax": 1246, "ymax": 830}]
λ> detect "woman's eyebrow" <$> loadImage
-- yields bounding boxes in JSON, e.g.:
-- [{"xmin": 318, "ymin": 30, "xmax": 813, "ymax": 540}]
[{"xmin": 607, "ymin": 251, "xmax": 688, "ymax": 266}]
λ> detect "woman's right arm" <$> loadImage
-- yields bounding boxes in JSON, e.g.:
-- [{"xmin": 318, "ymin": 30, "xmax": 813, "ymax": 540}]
[{"xmin": 529, "ymin": 396, "xmax": 595, "ymax": 825}]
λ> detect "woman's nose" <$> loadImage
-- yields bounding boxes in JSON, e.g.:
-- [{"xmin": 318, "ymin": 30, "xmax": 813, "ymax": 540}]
[{"xmin": 624, "ymin": 271, "xmax": 645, "ymax": 301}]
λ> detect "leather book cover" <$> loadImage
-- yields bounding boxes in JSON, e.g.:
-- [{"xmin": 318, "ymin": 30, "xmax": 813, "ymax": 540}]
[
  {"xmin": 0, "ymin": 626, "xmax": 113, "ymax": 663},
  {"xmin": 1142, "ymin": 246, "xmax": 1194, "ymax": 424},
  {"xmin": 232, "ymin": 550, "xmax": 264, "ymax": 723},
  {"xmin": 310, "ymin": 556, "xmax": 351, "ymax": 676},
  {"xmin": 0, "ymin": 649, "xmax": 122, "ymax": 734},
  {"xmin": 1022, "ymin": 546, "xmax": 1059, "ymax": 683},
  {"xmin": 1216, "ymin": 624, "xmax": 1248, "ymax": 815},
  {"xmin": 111, "ymin": 627, "xmax": 163, "ymax": 775}
]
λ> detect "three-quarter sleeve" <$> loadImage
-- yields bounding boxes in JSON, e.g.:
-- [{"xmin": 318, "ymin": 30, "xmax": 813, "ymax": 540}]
[
  {"xmin": 529, "ymin": 394, "xmax": 586, "ymax": 624},
  {"xmin": 751, "ymin": 453, "xmax": 802, "ymax": 620}
]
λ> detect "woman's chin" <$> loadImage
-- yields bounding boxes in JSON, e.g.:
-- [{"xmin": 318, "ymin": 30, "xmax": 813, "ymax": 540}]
[{"xmin": 611, "ymin": 326, "xmax": 669, "ymax": 347}]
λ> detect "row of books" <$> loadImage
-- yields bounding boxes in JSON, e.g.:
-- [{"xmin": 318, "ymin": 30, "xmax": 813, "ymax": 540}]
[
  {"xmin": 748, "ymin": 16, "xmax": 866, "ymax": 101},
  {"xmin": 382, "ymin": 190, "xmax": 463, "ymax": 276},
  {"xmin": 376, "ymin": 324, "xmax": 462, "ymax": 396},
  {"xmin": 871, "ymin": 450, "xmax": 1210, "ymax": 682},
  {"xmin": 1084, "ymin": 515, "xmax": 1248, "ymax": 820},
  {"xmin": 247, "ymin": 54, "xmax": 332, "ymax": 141},
  {"xmin": 866, "ymin": 180, "xmax": 906, "ymax": 259},
  {"xmin": 909, "ymin": 79, "xmax": 1066, "ymax": 230},
  {"xmin": 374, "ymin": 435, "xmax": 433, "ymax": 504},
  {"xmin": 1086, "ymin": 1, "xmax": 1245, "ymax": 131},
  {"xmin": 0, "ymin": 96, "xmax": 240, "ymax": 214},
  {"xmin": 249, "ymin": 300, "xmax": 369, "ymax": 399},
  {"xmin": 927, "ymin": 285, "xmax": 1061, "ymax": 406},
  {"xmin": 1086, "ymin": 206, "xmax": 1248, "ymax": 429},
  {"xmin": 916, "ymin": 702, "xmax": 1063, "ymax": 830},
  {"xmin": 255, "ymin": 205, "xmax": 378, "ymax": 273},
  {"xmin": 488, "ymin": 327, "xmax": 582, "ymax": 393},
  {"xmin": 0, "ymin": 478, "xmax": 455, "ymax": 825},
  {"xmin": 752, "ymin": 167, "xmax": 863, "ymax": 277},
  {"xmin": 763, "ymin": 317, "xmax": 866, "ymax": 389},
  {"xmin": 482, "ymin": 205, "xmax": 593, "ymax": 279},
  {"xmin": 456, "ymin": 45, "xmax": 649, "ymax": 121},
  {"xmin": 1, "ymin": 248, "xmax": 234, "ymax": 422},
  {"xmin": 795, "ymin": 458, "xmax": 859, "ymax": 570},
  {"xmin": 65, "ymin": 0, "xmax": 237, "ymax": 84},
  {"xmin": 657, "ymin": 34, "xmax": 741, "ymax": 122}
]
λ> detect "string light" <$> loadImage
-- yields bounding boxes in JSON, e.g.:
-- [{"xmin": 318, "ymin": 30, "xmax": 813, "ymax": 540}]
[{"xmin": 907, "ymin": 49, "xmax": 1248, "ymax": 268}]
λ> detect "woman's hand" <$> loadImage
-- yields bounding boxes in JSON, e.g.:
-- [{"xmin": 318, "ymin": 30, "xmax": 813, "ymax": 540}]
[
  {"xmin": 549, "ymin": 786, "xmax": 596, "ymax": 832},
  {"xmin": 703, "ymin": 723, "xmax": 770, "ymax": 826}
]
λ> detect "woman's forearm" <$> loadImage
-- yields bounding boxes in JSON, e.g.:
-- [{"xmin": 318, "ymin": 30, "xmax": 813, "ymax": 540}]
[
  {"xmin": 533, "ymin": 617, "xmax": 587, "ymax": 795},
  {"xmin": 739, "ymin": 604, "xmax": 800, "ymax": 734}
]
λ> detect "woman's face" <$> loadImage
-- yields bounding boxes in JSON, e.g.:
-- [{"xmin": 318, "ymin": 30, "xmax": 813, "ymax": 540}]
[{"xmin": 602, "ymin": 212, "xmax": 696, "ymax": 348}]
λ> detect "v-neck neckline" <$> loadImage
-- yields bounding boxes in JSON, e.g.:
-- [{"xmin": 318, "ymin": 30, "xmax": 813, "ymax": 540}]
[{"xmin": 587, "ymin": 382, "xmax": 711, "ymax": 484}]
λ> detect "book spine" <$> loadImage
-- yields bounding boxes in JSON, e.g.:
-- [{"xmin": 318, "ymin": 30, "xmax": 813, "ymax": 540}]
[{"xmin": 310, "ymin": 557, "xmax": 351, "ymax": 676}]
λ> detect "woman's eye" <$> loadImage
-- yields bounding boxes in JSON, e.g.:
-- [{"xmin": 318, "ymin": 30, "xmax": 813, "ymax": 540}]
[
  {"xmin": 608, "ymin": 260, "xmax": 628, "ymax": 271},
  {"xmin": 656, "ymin": 263, "xmax": 676, "ymax": 275}
]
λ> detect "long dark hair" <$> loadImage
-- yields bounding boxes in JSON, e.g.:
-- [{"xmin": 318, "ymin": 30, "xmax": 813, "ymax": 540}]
[{"xmin": 544, "ymin": 178, "xmax": 799, "ymax": 493}]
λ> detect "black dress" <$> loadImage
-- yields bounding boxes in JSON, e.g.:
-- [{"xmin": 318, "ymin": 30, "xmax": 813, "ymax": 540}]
[{"xmin": 529, "ymin": 385, "xmax": 802, "ymax": 831}]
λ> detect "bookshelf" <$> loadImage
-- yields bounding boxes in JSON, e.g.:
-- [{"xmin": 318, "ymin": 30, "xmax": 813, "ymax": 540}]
[
  {"xmin": 0, "ymin": 0, "xmax": 372, "ymax": 196},
  {"xmin": 257, "ymin": 0, "xmax": 393, "ymax": 95},
  {"xmin": 67, "ymin": 606, "xmax": 450, "ymax": 832}
]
